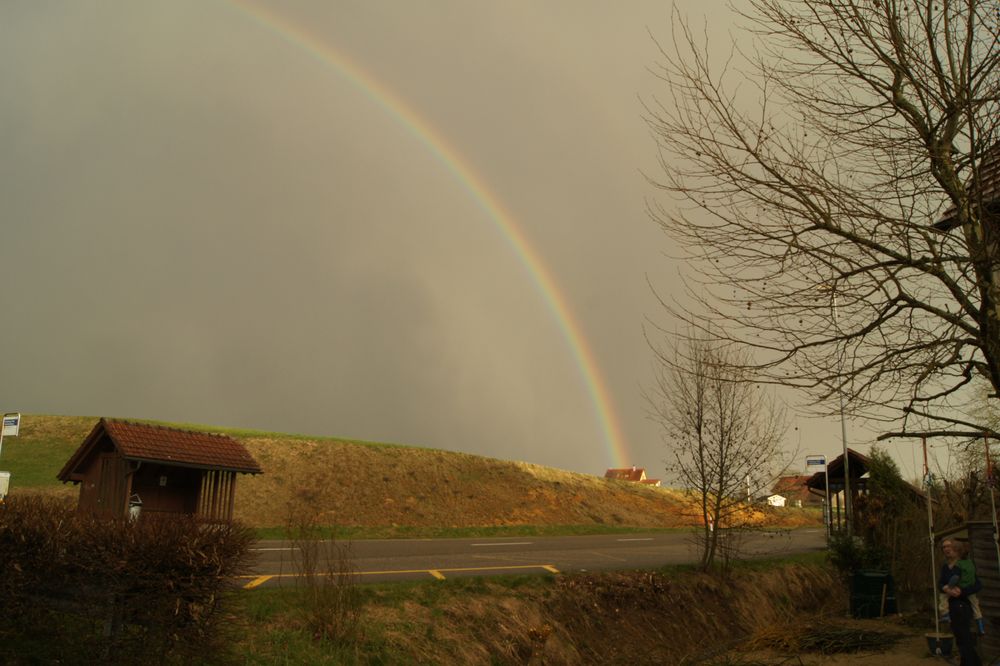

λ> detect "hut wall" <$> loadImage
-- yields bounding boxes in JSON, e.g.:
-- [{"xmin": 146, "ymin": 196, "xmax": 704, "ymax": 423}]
[
  {"xmin": 968, "ymin": 522, "xmax": 1000, "ymax": 659},
  {"xmin": 130, "ymin": 464, "xmax": 202, "ymax": 515},
  {"xmin": 75, "ymin": 438, "xmax": 119, "ymax": 515},
  {"xmin": 197, "ymin": 469, "xmax": 237, "ymax": 522}
]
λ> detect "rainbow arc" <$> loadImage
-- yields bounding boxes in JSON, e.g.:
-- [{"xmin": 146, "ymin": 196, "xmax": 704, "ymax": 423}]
[{"xmin": 226, "ymin": 1, "xmax": 631, "ymax": 467}]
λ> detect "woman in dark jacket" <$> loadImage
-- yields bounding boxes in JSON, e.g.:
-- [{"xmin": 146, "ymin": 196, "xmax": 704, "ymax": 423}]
[{"xmin": 940, "ymin": 538, "xmax": 983, "ymax": 666}]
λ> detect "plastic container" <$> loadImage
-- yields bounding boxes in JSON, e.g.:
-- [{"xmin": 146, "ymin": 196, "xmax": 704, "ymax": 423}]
[{"xmin": 849, "ymin": 569, "xmax": 897, "ymax": 618}]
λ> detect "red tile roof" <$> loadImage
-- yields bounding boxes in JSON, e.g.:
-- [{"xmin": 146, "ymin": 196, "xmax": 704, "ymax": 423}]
[
  {"xmin": 771, "ymin": 475, "xmax": 814, "ymax": 502},
  {"xmin": 605, "ymin": 467, "xmax": 647, "ymax": 482},
  {"xmin": 58, "ymin": 419, "xmax": 262, "ymax": 481}
]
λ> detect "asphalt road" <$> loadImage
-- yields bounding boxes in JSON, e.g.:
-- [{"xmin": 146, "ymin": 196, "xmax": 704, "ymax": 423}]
[{"xmin": 241, "ymin": 528, "xmax": 827, "ymax": 589}]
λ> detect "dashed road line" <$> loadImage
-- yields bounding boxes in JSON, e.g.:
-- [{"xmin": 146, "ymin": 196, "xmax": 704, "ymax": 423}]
[
  {"xmin": 243, "ymin": 575, "xmax": 273, "ymax": 589},
  {"xmin": 240, "ymin": 563, "xmax": 558, "ymax": 587},
  {"xmin": 470, "ymin": 542, "xmax": 532, "ymax": 547}
]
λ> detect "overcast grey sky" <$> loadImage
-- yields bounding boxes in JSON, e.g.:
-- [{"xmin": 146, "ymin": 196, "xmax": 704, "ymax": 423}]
[{"xmin": 0, "ymin": 0, "xmax": 912, "ymax": 479}]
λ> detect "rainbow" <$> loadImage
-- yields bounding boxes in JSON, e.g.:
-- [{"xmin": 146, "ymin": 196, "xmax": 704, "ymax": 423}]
[{"xmin": 224, "ymin": 0, "xmax": 631, "ymax": 468}]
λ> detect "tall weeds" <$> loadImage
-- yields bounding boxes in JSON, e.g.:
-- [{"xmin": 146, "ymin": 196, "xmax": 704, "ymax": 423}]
[{"xmin": 284, "ymin": 507, "xmax": 362, "ymax": 646}]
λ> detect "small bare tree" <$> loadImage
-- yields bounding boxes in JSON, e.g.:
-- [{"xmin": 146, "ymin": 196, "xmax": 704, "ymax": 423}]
[
  {"xmin": 647, "ymin": 336, "xmax": 790, "ymax": 571},
  {"xmin": 645, "ymin": 0, "xmax": 1000, "ymax": 440}
]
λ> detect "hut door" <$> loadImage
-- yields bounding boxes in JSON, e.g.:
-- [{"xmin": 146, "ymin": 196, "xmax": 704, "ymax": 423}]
[{"xmin": 96, "ymin": 453, "xmax": 125, "ymax": 517}]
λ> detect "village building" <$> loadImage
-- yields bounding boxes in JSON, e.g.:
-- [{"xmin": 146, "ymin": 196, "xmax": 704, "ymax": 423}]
[
  {"xmin": 770, "ymin": 474, "xmax": 822, "ymax": 508},
  {"xmin": 57, "ymin": 418, "xmax": 262, "ymax": 522},
  {"xmin": 604, "ymin": 466, "xmax": 661, "ymax": 487}
]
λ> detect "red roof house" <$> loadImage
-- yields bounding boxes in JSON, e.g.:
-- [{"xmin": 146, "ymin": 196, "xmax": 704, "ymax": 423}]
[
  {"xmin": 771, "ymin": 475, "xmax": 819, "ymax": 506},
  {"xmin": 57, "ymin": 419, "xmax": 262, "ymax": 522},
  {"xmin": 604, "ymin": 466, "xmax": 661, "ymax": 487}
]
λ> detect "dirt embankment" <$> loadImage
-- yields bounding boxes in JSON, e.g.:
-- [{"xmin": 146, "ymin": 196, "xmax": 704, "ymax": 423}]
[
  {"xmin": 346, "ymin": 564, "xmax": 851, "ymax": 664},
  {"xmin": 235, "ymin": 437, "xmax": 817, "ymax": 529}
]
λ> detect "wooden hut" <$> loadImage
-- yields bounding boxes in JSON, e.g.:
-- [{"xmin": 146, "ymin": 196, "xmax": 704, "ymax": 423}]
[
  {"xmin": 57, "ymin": 418, "xmax": 262, "ymax": 522},
  {"xmin": 805, "ymin": 448, "xmax": 927, "ymax": 532},
  {"xmin": 804, "ymin": 448, "xmax": 869, "ymax": 532}
]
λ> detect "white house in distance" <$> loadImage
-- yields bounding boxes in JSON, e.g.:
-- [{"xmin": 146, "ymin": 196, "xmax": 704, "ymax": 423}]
[{"xmin": 604, "ymin": 466, "xmax": 661, "ymax": 487}]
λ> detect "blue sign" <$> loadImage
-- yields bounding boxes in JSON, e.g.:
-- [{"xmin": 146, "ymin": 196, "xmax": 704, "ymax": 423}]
[{"xmin": 2, "ymin": 413, "xmax": 20, "ymax": 437}]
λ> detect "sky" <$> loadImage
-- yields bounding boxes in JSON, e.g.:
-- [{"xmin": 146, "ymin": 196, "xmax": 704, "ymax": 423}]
[{"xmin": 0, "ymin": 0, "xmax": 924, "ymax": 481}]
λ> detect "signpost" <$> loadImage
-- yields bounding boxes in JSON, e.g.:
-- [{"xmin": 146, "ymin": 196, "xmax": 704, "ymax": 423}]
[
  {"xmin": 0, "ymin": 412, "xmax": 20, "ymax": 458},
  {"xmin": 806, "ymin": 454, "xmax": 830, "ymax": 537},
  {"xmin": 0, "ymin": 412, "xmax": 20, "ymax": 500}
]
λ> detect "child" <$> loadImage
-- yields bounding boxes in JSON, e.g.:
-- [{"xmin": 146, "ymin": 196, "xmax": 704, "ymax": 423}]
[{"xmin": 939, "ymin": 539, "xmax": 986, "ymax": 635}]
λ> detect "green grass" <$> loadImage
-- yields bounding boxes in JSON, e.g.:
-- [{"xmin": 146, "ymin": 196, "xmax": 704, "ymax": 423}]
[
  {"xmin": 1, "ymin": 434, "xmax": 81, "ymax": 487},
  {"xmin": 651, "ymin": 549, "xmax": 830, "ymax": 577},
  {"xmin": 254, "ymin": 523, "xmax": 692, "ymax": 540},
  {"xmin": 232, "ymin": 572, "xmax": 557, "ymax": 664},
  {"xmin": 0, "ymin": 414, "xmax": 419, "ymax": 491},
  {"xmin": 116, "ymin": 417, "xmax": 417, "ymax": 450}
]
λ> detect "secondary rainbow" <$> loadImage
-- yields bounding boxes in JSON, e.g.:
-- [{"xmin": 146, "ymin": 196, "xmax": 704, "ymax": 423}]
[{"xmin": 226, "ymin": 0, "xmax": 631, "ymax": 468}]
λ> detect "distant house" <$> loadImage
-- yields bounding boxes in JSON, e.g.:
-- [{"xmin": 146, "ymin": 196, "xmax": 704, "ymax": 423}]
[
  {"xmin": 771, "ymin": 475, "xmax": 819, "ymax": 508},
  {"xmin": 767, "ymin": 495, "xmax": 787, "ymax": 507},
  {"xmin": 604, "ymin": 466, "xmax": 661, "ymax": 487},
  {"xmin": 57, "ymin": 418, "xmax": 262, "ymax": 522}
]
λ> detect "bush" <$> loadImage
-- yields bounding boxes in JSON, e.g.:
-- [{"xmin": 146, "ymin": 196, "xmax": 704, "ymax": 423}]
[
  {"xmin": 284, "ymin": 506, "xmax": 362, "ymax": 647},
  {"xmin": 827, "ymin": 531, "xmax": 883, "ymax": 576},
  {"xmin": 0, "ymin": 495, "xmax": 254, "ymax": 663}
]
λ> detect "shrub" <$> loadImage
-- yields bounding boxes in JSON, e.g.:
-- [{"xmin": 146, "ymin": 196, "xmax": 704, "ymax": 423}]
[{"xmin": 0, "ymin": 495, "xmax": 254, "ymax": 663}]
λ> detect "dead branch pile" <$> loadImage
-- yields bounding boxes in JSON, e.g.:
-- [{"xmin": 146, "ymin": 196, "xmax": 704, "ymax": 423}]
[{"xmin": 747, "ymin": 621, "xmax": 905, "ymax": 655}]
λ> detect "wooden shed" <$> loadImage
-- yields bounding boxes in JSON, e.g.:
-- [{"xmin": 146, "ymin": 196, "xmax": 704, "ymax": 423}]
[
  {"xmin": 57, "ymin": 418, "xmax": 262, "ymax": 522},
  {"xmin": 804, "ymin": 448, "xmax": 928, "ymax": 533}
]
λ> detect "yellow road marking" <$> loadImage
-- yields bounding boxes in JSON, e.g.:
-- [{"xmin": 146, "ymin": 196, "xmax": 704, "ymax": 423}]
[
  {"xmin": 243, "ymin": 575, "xmax": 273, "ymax": 589},
  {"xmin": 239, "ymin": 563, "xmax": 557, "ymax": 586}
]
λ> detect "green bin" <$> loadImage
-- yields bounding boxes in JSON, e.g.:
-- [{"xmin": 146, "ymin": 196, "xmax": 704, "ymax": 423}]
[{"xmin": 850, "ymin": 569, "xmax": 897, "ymax": 618}]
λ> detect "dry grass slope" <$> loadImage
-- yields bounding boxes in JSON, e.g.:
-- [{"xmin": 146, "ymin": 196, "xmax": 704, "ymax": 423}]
[
  {"xmin": 237, "ymin": 437, "xmax": 692, "ymax": 528},
  {"xmin": 5, "ymin": 415, "xmax": 818, "ymax": 530}
]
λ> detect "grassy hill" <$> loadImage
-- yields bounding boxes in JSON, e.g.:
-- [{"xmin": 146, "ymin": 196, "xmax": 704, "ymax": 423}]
[{"xmin": 1, "ymin": 414, "xmax": 817, "ymax": 533}]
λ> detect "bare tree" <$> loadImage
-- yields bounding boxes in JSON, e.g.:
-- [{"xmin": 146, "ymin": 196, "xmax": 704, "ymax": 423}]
[
  {"xmin": 646, "ymin": 337, "xmax": 789, "ymax": 570},
  {"xmin": 645, "ymin": 1, "xmax": 1000, "ymax": 438}
]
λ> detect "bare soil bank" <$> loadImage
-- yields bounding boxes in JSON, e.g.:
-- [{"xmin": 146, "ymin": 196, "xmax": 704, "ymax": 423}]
[{"xmin": 290, "ymin": 565, "xmax": 927, "ymax": 666}]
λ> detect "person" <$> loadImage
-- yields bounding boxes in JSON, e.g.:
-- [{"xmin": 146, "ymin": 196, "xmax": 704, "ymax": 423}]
[
  {"xmin": 940, "ymin": 538, "xmax": 984, "ymax": 665},
  {"xmin": 939, "ymin": 540, "xmax": 986, "ymax": 635}
]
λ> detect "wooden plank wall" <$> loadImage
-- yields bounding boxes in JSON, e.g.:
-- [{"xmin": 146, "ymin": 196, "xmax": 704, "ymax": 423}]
[
  {"xmin": 197, "ymin": 469, "xmax": 236, "ymax": 522},
  {"xmin": 968, "ymin": 522, "xmax": 1000, "ymax": 659}
]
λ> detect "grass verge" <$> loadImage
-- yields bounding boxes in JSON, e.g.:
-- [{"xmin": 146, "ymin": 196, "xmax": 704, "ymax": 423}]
[
  {"xmin": 232, "ymin": 552, "xmax": 837, "ymax": 664},
  {"xmin": 253, "ymin": 523, "xmax": 692, "ymax": 540}
]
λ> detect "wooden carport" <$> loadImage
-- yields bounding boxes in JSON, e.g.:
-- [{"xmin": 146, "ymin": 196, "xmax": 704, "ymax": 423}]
[
  {"xmin": 804, "ymin": 448, "xmax": 870, "ymax": 533},
  {"xmin": 57, "ymin": 418, "xmax": 262, "ymax": 522}
]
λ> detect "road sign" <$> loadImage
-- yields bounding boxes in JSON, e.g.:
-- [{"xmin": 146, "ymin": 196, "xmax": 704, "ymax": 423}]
[
  {"xmin": 806, "ymin": 455, "xmax": 826, "ymax": 469},
  {"xmin": 2, "ymin": 413, "xmax": 20, "ymax": 437}
]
